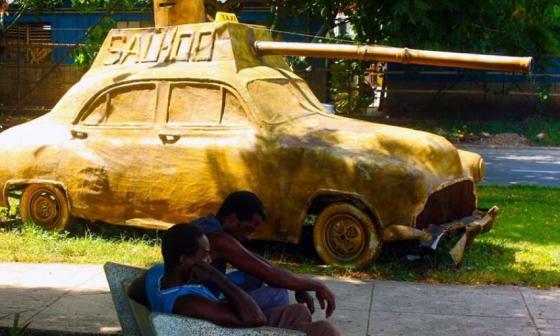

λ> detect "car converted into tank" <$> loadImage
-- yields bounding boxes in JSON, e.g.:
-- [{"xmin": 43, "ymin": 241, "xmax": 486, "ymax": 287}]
[{"xmin": 0, "ymin": 0, "xmax": 532, "ymax": 268}]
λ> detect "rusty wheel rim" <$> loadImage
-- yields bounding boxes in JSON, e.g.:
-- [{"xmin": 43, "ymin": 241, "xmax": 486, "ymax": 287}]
[
  {"xmin": 325, "ymin": 214, "xmax": 366, "ymax": 261},
  {"xmin": 28, "ymin": 189, "xmax": 61, "ymax": 228}
]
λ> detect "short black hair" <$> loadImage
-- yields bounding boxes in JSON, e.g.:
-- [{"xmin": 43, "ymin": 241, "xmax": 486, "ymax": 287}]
[
  {"xmin": 162, "ymin": 223, "xmax": 204, "ymax": 274},
  {"xmin": 217, "ymin": 191, "xmax": 267, "ymax": 222}
]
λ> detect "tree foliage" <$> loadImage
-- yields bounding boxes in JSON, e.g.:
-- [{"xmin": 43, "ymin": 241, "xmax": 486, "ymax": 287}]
[
  {"xmin": 272, "ymin": 0, "xmax": 560, "ymax": 57},
  {"xmin": 5, "ymin": 1, "xmax": 560, "ymax": 64},
  {"xmin": 11, "ymin": 0, "xmax": 149, "ymax": 12}
]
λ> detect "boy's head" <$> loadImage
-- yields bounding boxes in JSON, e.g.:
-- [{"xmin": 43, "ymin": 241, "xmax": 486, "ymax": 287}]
[
  {"xmin": 217, "ymin": 191, "xmax": 267, "ymax": 242},
  {"xmin": 162, "ymin": 223, "xmax": 211, "ymax": 274}
]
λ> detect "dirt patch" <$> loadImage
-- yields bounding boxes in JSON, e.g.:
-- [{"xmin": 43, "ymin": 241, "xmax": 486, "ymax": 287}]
[{"xmin": 453, "ymin": 132, "xmax": 530, "ymax": 147}]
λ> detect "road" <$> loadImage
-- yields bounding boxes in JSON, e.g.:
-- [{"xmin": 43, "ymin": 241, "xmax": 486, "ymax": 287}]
[{"xmin": 461, "ymin": 146, "xmax": 560, "ymax": 187}]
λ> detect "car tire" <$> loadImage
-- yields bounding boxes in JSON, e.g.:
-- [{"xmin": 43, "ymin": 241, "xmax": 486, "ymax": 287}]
[
  {"xmin": 313, "ymin": 203, "xmax": 382, "ymax": 269},
  {"xmin": 20, "ymin": 184, "xmax": 73, "ymax": 231}
]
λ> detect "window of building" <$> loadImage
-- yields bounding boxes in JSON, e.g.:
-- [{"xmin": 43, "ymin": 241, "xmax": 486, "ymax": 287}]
[{"xmin": 2, "ymin": 22, "xmax": 52, "ymax": 64}]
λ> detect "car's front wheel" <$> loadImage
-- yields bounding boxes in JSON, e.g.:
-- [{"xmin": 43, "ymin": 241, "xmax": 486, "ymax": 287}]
[
  {"xmin": 313, "ymin": 203, "xmax": 382, "ymax": 269},
  {"xmin": 20, "ymin": 184, "xmax": 73, "ymax": 231}
]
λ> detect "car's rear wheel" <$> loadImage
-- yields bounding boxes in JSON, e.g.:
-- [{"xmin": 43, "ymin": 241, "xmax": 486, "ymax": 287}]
[
  {"xmin": 20, "ymin": 184, "xmax": 73, "ymax": 231},
  {"xmin": 313, "ymin": 203, "xmax": 382, "ymax": 269}
]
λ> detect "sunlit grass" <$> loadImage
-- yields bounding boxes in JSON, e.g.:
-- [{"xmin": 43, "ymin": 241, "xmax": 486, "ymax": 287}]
[
  {"xmin": 0, "ymin": 185, "xmax": 558, "ymax": 287},
  {"xmin": 0, "ymin": 221, "xmax": 161, "ymax": 266},
  {"xmin": 254, "ymin": 185, "xmax": 560, "ymax": 287}
]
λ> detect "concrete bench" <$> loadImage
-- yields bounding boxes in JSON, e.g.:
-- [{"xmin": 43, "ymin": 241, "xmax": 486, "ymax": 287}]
[{"xmin": 103, "ymin": 262, "xmax": 304, "ymax": 336}]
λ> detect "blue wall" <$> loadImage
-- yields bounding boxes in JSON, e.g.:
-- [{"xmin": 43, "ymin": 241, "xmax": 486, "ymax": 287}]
[
  {"xmin": 5, "ymin": 7, "xmax": 322, "ymax": 63},
  {"xmin": 6, "ymin": 11, "xmax": 153, "ymax": 63}
]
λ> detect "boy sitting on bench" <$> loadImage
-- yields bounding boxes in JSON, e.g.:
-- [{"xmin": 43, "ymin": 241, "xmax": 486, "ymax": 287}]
[{"xmin": 130, "ymin": 223, "xmax": 339, "ymax": 335}]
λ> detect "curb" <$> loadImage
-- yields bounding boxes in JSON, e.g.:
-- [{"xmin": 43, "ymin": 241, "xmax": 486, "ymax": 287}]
[
  {"xmin": 0, "ymin": 326, "xmax": 117, "ymax": 336},
  {"xmin": 457, "ymin": 144, "xmax": 560, "ymax": 150}
]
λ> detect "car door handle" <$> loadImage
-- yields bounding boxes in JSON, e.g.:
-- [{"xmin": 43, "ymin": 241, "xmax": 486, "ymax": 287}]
[
  {"xmin": 158, "ymin": 133, "xmax": 181, "ymax": 144},
  {"xmin": 71, "ymin": 129, "xmax": 88, "ymax": 139}
]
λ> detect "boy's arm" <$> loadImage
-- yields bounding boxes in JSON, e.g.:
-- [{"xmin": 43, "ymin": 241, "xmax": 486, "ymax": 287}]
[
  {"xmin": 128, "ymin": 273, "xmax": 149, "ymax": 306},
  {"xmin": 210, "ymin": 233, "xmax": 336, "ymax": 317},
  {"xmin": 173, "ymin": 296, "xmax": 264, "ymax": 328},
  {"xmin": 176, "ymin": 262, "xmax": 266, "ymax": 327}
]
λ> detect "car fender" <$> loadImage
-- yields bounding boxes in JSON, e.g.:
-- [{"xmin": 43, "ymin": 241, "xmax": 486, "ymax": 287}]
[
  {"xmin": 302, "ymin": 188, "xmax": 384, "ymax": 232},
  {"xmin": 3, "ymin": 179, "xmax": 73, "ymax": 214}
]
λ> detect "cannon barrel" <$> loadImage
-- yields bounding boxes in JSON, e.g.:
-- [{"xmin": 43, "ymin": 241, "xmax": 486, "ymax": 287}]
[{"xmin": 254, "ymin": 41, "xmax": 532, "ymax": 73}]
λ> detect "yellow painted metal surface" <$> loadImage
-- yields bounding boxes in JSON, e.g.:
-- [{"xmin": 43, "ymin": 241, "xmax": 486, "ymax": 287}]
[
  {"xmin": 0, "ymin": 17, "xmax": 524, "ymax": 258},
  {"xmin": 215, "ymin": 12, "xmax": 239, "ymax": 23}
]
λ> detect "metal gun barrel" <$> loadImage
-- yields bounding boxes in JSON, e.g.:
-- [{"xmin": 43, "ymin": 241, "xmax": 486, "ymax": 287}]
[{"xmin": 254, "ymin": 41, "xmax": 532, "ymax": 73}]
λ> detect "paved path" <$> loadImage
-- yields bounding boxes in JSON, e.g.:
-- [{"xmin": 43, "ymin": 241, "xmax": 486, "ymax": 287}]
[
  {"xmin": 0, "ymin": 264, "xmax": 559, "ymax": 335},
  {"xmin": 462, "ymin": 146, "xmax": 560, "ymax": 187}
]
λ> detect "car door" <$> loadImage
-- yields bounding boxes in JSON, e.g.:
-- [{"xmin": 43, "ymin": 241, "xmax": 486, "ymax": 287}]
[
  {"xmin": 67, "ymin": 81, "xmax": 163, "ymax": 224},
  {"xmin": 152, "ymin": 80, "xmax": 257, "ymax": 224}
]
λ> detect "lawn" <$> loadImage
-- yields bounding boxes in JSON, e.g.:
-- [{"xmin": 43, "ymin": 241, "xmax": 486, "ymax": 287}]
[
  {"xmin": 0, "ymin": 185, "xmax": 558, "ymax": 287},
  {"xmin": 375, "ymin": 185, "xmax": 560, "ymax": 287}
]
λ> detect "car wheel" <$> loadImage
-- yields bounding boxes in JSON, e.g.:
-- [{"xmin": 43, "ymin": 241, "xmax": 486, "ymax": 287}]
[
  {"xmin": 313, "ymin": 203, "xmax": 382, "ymax": 269},
  {"xmin": 20, "ymin": 184, "xmax": 73, "ymax": 231}
]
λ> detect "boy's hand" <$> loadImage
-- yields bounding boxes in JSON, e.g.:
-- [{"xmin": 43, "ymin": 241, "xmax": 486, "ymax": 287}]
[
  {"xmin": 189, "ymin": 262, "xmax": 227, "ymax": 285},
  {"xmin": 295, "ymin": 290, "xmax": 315, "ymax": 314},
  {"xmin": 315, "ymin": 285, "xmax": 336, "ymax": 318}
]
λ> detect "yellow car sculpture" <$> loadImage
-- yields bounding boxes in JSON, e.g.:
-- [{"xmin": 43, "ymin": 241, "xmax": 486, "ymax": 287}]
[{"xmin": 0, "ymin": 10, "xmax": 531, "ymax": 268}]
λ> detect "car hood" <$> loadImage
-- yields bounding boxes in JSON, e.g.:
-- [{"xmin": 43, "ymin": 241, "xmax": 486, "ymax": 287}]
[
  {"xmin": 0, "ymin": 115, "xmax": 71, "ymax": 174},
  {"xmin": 280, "ymin": 114, "xmax": 466, "ymax": 184}
]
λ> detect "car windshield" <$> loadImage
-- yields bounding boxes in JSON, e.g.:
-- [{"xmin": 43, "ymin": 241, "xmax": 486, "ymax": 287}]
[{"xmin": 247, "ymin": 78, "xmax": 324, "ymax": 124}]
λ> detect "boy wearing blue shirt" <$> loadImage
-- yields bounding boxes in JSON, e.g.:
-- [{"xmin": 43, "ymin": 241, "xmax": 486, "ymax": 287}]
[{"xmin": 134, "ymin": 223, "xmax": 340, "ymax": 335}]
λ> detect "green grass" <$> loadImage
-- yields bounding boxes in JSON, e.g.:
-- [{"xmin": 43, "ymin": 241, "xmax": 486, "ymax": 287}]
[
  {"xmin": 0, "ymin": 186, "xmax": 559, "ymax": 287},
  {"xmin": 262, "ymin": 185, "xmax": 560, "ymax": 287},
  {"xmin": 0, "ymin": 221, "xmax": 161, "ymax": 265}
]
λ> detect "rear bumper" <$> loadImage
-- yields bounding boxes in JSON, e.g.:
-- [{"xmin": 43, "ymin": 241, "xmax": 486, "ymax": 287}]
[{"xmin": 421, "ymin": 206, "xmax": 500, "ymax": 264}]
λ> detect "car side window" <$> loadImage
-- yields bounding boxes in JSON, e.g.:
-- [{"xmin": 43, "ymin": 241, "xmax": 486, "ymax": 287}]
[
  {"xmin": 80, "ymin": 83, "xmax": 156, "ymax": 126},
  {"xmin": 106, "ymin": 84, "xmax": 156, "ymax": 125},
  {"xmin": 82, "ymin": 95, "xmax": 106, "ymax": 125},
  {"xmin": 168, "ymin": 84, "xmax": 222, "ymax": 125},
  {"xmin": 167, "ymin": 83, "xmax": 249, "ymax": 127},
  {"xmin": 221, "ymin": 91, "xmax": 250, "ymax": 126}
]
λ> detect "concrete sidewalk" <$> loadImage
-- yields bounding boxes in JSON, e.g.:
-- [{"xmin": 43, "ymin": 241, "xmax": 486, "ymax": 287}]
[{"xmin": 0, "ymin": 264, "xmax": 558, "ymax": 336}]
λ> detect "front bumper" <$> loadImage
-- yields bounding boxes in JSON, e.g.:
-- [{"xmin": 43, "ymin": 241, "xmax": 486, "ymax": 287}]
[{"xmin": 421, "ymin": 206, "xmax": 500, "ymax": 264}]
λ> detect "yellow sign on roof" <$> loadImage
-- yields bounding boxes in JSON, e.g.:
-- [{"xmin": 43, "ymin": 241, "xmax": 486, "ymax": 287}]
[{"xmin": 215, "ymin": 11, "xmax": 238, "ymax": 23}]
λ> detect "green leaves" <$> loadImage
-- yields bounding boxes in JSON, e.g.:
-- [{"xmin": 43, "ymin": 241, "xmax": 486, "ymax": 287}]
[
  {"xmin": 69, "ymin": 0, "xmax": 150, "ymax": 13},
  {"xmin": 71, "ymin": 16, "xmax": 116, "ymax": 66},
  {"xmin": 273, "ymin": 0, "xmax": 560, "ymax": 57},
  {"xmin": 13, "ymin": 0, "xmax": 62, "ymax": 11},
  {"xmin": 10, "ymin": 313, "xmax": 31, "ymax": 336}
]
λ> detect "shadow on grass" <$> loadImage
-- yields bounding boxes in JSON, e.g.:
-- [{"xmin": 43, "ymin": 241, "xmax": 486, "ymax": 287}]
[
  {"xmin": 248, "ymin": 228, "xmax": 560, "ymax": 287},
  {"xmin": 68, "ymin": 219, "xmax": 162, "ymax": 246},
  {"xmin": 2, "ymin": 213, "xmax": 559, "ymax": 286},
  {"xmin": 0, "ymin": 217, "xmax": 161, "ymax": 247}
]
